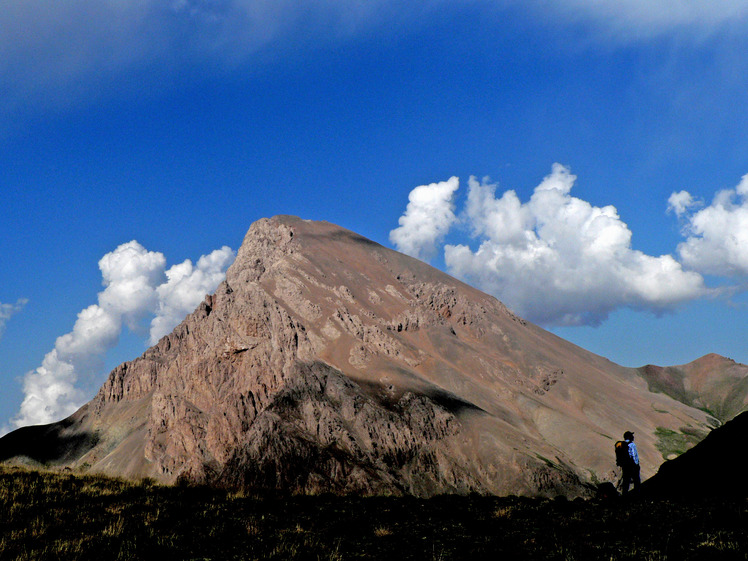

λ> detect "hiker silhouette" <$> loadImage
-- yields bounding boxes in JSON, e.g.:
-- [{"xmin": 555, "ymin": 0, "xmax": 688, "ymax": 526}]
[{"xmin": 615, "ymin": 430, "xmax": 640, "ymax": 495}]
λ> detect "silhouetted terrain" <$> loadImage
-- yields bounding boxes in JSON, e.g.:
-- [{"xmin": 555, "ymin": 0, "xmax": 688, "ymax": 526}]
[
  {"xmin": 643, "ymin": 411, "xmax": 747, "ymax": 498},
  {"xmin": 0, "ymin": 418, "xmax": 99, "ymax": 465},
  {"xmin": 1, "ymin": 466, "xmax": 746, "ymax": 561}
]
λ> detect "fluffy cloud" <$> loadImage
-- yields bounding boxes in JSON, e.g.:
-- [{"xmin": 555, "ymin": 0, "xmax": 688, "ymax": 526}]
[
  {"xmin": 389, "ymin": 177, "xmax": 460, "ymax": 262},
  {"xmin": 672, "ymin": 173, "xmax": 748, "ymax": 276},
  {"xmin": 11, "ymin": 241, "xmax": 234, "ymax": 429},
  {"xmin": 149, "ymin": 246, "xmax": 236, "ymax": 345},
  {"xmin": 0, "ymin": 298, "xmax": 28, "ymax": 339},
  {"xmin": 12, "ymin": 242, "xmax": 164, "ymax": 428},
  {"xmin": 667, "ymin": 190, "xmax": 699, "ymax": 217},
  {"xmin": 393, "ymin": 164, "xmax": 706, "ymax": 327}
]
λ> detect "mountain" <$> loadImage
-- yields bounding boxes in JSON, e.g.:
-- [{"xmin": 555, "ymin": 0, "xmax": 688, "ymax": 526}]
[
  {"xmin": 0, "ymin": 216, "xmax": 717, "ymax": 497},
  {"xmin": 642, "ymin": 410, "xmax": 747, "ymax": 498},
  {"xmin": 637, "ymin": 354, "xmax": 748, "ymax": 423}
]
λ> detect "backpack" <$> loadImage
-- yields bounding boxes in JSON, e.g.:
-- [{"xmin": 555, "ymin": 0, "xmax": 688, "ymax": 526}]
[{"xmin": 614, "ymin": 440, "xmax": 631, "ymax": 467}]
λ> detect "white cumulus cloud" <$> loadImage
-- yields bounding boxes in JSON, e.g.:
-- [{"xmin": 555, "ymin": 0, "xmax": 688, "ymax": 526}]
[
  {"xmin": 667, "ymin": 190, "xmax": 699, "ymax": 217},
  {"xmin": 11, "ymin": 241, "xmax": 234, "ymax": 429},
  {"xmin": 393, "ymin": 164, "xmax": 706, "ymax": 327},
  {"xmin": 149, "ymin": 246, "xmax": 236, "ymax": 345},
  {"xmin": 673, "ymin": 173, "xmax": 748, "ymax": 276},
  {"xmin": 0, "ymin": 298, "xmax": 28, "ymax": 339},
  {"xmin": 389, "ymin": 177, "xmax": 460, "ymax": 262},
  {"xmin": 12, "ymin": 241, "xmax": 165, "ymax": 428}
]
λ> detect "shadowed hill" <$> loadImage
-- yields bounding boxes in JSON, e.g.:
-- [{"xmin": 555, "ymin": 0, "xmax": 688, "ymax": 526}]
[
  {"xmin": 642, "ymin": 411, "xmax": 747, "ymax": 498},
  {"xmin": 0, "ymin": 216, "xmax": 717, "ymax": 497},
  {"xmin": 0, "ymin": 419, "xmax": 98, "ymax": 465}
]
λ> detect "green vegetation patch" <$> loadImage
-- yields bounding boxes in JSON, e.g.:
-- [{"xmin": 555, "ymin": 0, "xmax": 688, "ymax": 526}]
[
  {"xmin": 654, "ymin": 426, "xmax": 706, "ymax": 460},
  {"xmin": 534, "ymin": 454, "xmax": 557, "ymax": 469},
  {"xmin": 586, "ymin": 470, "xmax": 601, "ymax": 485},
  {"xmin": 650, "ymin": 404, "xmax": 669, "ymax": 414}
]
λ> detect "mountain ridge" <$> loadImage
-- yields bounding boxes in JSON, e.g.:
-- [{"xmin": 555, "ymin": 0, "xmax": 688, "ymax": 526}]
[
  {"xmin": 0, "ymin": 216, "xmax": 724, "ymax": 496},
  {"xmin": 637, "ymin": 353, "xmax": 748, "ymax": 423}
]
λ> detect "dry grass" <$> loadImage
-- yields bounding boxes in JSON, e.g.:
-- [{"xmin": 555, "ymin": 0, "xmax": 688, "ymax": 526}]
[
  {"xmin": 0, "ymin": 465, "xmax": 746, "ymax": 560},
  {"xmin": 373, "ymin": 525, "xmax": 393, "ymax": 537},
  {"xmin": 493, "ymin": 506, "xmax": 514, "ymax": 519}
]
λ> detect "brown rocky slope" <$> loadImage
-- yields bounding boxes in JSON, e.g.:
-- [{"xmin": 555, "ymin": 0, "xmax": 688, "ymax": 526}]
[
  {"xmin": 0, "ymin": 216, "xmax": 719, "ymax": 496},
  {"xmin": 638, "ymin": 354, "xmax": 748, "ymax": 423}
]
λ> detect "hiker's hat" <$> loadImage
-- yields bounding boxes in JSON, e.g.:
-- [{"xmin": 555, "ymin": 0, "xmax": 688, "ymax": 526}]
[{"xmin": 623, "ymin": 430, "xmax": 634, "ymax": 439}]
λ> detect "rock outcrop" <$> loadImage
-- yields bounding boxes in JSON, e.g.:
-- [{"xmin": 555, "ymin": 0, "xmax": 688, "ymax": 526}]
[{"xmin": 0, "ymin": 216, "xmax": 719, "ymax": 497}]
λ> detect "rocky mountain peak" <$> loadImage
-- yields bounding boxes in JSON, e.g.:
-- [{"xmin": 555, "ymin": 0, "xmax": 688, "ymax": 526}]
[{"xmin": 0, "ymin": 216, "xmax": 720, "ymax": 497}]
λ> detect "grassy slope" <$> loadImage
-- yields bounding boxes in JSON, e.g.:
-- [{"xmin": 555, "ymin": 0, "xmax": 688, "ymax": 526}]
[{"xmin": 1, "ymin": 466, "xmax": 746, "ymax": 560}]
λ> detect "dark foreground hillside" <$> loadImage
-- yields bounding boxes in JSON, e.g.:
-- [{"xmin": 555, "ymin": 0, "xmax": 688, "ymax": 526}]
[{"xmin": 1, "ymin": 466, "xmax": 745, "ymax": 561}]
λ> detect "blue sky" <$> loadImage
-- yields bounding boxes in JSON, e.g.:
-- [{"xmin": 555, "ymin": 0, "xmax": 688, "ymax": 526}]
[{"xmin": 2, "ymin": 1, "xmax": 748, "ymax": 431}]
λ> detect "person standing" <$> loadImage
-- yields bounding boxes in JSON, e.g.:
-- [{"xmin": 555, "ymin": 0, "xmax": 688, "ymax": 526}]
[{"xmin": 620, "ymin": 430, "xmax": 640, "ymax": 495}]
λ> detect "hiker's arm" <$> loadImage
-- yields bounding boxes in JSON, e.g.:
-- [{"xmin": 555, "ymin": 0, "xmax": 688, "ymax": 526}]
[{"xmin": 629, "ymin": 443, "xmax": 639, "ymax": 465}]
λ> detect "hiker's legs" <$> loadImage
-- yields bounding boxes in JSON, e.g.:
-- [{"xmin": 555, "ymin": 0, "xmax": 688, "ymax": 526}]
[
  {"xmin": 632, "ymin": 465, "xmax": 641, "ymax": 492},
  {"xmin": 621, "ymin": 468, "xmax": 631, "ymax": 495}
]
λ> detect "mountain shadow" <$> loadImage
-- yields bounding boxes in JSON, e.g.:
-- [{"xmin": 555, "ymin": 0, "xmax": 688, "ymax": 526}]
[
  {"xmin": 0, "ymin": 419, "xmax": 98, "ymax": 465},
  {"xmin": 642, "ymin": 411, "xmax": 747, "ymax": 498}
]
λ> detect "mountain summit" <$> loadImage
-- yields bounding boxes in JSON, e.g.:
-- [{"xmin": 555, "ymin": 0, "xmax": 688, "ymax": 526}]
[{"xmin": 0, "ymin": 216, "xmax": 720, "ymax": 496}]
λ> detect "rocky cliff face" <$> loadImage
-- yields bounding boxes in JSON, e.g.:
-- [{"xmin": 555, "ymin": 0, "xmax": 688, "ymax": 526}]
[{"xmin": 0, "ymin": 216, "xmax": 718, "ymax": 497}]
